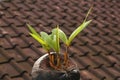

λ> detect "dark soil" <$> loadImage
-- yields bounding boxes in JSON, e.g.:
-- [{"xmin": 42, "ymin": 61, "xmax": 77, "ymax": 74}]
[
  {"xmin": 40, "ymin": 54, "xmax": 77, "ymax": 71},
  {"xmin": 35, "ymin": 54, "xmax": 80, "ymax": 80}
]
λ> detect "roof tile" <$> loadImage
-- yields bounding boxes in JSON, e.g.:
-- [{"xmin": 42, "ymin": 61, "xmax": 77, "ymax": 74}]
[{"xmin": 0, "ymin": 0, "xmax": 120, "ymax": 80}]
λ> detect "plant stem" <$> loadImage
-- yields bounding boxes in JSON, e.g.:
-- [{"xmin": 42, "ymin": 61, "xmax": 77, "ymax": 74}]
[
  {"xmin": 48, "ymin": 52, "xmax": 56, "ymax": 69},
  {"xmin": 51, "ymin": 54, "xmax": 54, "ymax": 65},
  {"xmin": 56, "ymin": 52, "xmax": 61, "ymax": 68},
  {"xmin": 64, "ymin": 46, "xmax": 69, "ymax": 67},
  {"xmin": 48, "ymin": 51, "xmax": 53, "ymax": 66},
  {"xmin": 47, "ymin": 51, "xmax": 51, "ymax": 62}
]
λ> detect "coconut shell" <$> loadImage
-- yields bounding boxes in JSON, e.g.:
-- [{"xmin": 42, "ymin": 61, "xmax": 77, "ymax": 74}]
[{"xmin": 31, "ymin": 53, "xmax": 80, "ymax": 80}]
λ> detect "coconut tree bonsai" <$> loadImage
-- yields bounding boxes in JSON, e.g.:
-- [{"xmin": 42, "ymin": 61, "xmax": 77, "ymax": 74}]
[{"xmin": 28, "ymin": 7, "xmax": 92, "ymax": 80}]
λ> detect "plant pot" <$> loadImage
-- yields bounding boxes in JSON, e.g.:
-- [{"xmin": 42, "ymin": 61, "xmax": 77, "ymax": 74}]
[{"xmin": 31, "ymin": 52, "xmax": 80, "ymax": 80}]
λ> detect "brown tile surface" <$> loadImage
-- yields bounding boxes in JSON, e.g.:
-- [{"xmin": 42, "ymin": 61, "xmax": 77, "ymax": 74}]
[{"xmin": 0, "ymin": 0, "xmax": 120, "ymax": 80}]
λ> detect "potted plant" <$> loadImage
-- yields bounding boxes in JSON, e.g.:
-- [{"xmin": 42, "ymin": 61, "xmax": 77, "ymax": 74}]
[{"xmin": 28, "ymin": 7, "xmax": 92, "ymax": 80}]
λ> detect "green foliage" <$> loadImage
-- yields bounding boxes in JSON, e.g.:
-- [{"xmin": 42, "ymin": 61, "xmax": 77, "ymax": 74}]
[
  {"xmin": 67, "ymin": 20, "xmax": 92, "ymax": 46},
  {"xmin": 28, "ymin": 7, "xmax": 92, "ymax": 70},
  {"xmin": 52, "ymin": 20, "xmax": 92, "ymax": 46},
  {"xmin": 28, "ymin": 24, "xmax": 60, "ymax": 53},
  {"xmin": 50, "ymin": 26, "xmax": 60, "ymax": 53},
  {"xmin": 28, "ymin": 7, "xmax": 92, "ymax": 52},
  {"xmin": 52, "ymin": 7, "xmax": 92, "ymax": 46},
  {"xmin": 27, "ymin": 24, "xmax": 50, "ymax": 51},
  {"xmin": 57, "ymin": 27, "xmax": 68, "ymax": 45}
]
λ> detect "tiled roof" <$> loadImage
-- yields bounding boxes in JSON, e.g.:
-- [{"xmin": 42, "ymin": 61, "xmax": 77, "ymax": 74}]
[{"xmin": 0, "ymin": 0, "xmax": 120, "ymax": 80}]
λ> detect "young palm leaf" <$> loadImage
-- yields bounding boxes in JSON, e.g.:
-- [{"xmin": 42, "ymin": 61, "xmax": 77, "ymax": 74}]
[
  {"xmin": 30, "ymin": 33, "xmax": 46, "ymax": 45},
  {"xmin": 83, "ymin": 6, "xmax": 93, "ymax": 23},
  {"xmin": 53, "ymin": 25, "xmax": 69, "ymax": 46},
  {"xmin": 67, "ymin": 7, "xmax": 93, "ymax": 46},
  {"xmin": 58, "ymin": 29, "xmax": 68, "ymax": 45},
  {"xmin": 68, "ymin": 20, "xmax": 92, "ymax": 46},
  {"xmin": 27, "ymin": 24, "xmax": 50, "ymax": 51},
  {"xmin": 40, "ymin": 32, "xmax": 56, "ymax": 52},
  {"xmin": 56, "ymin": 27, "xmax": 60, "ymax": 53},
  {"xmin": 51, "ymin": 26, "xmax": 60, "ymax": 53},
  {"xmin": 27, "ymin": 24, "xmax": 41, "ymax": 38}
]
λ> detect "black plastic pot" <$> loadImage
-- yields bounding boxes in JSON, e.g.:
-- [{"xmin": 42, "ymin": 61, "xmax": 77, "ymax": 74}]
[{"xmin": 31, "ymin": 52, "xmax": 80, "ymax": 80}]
